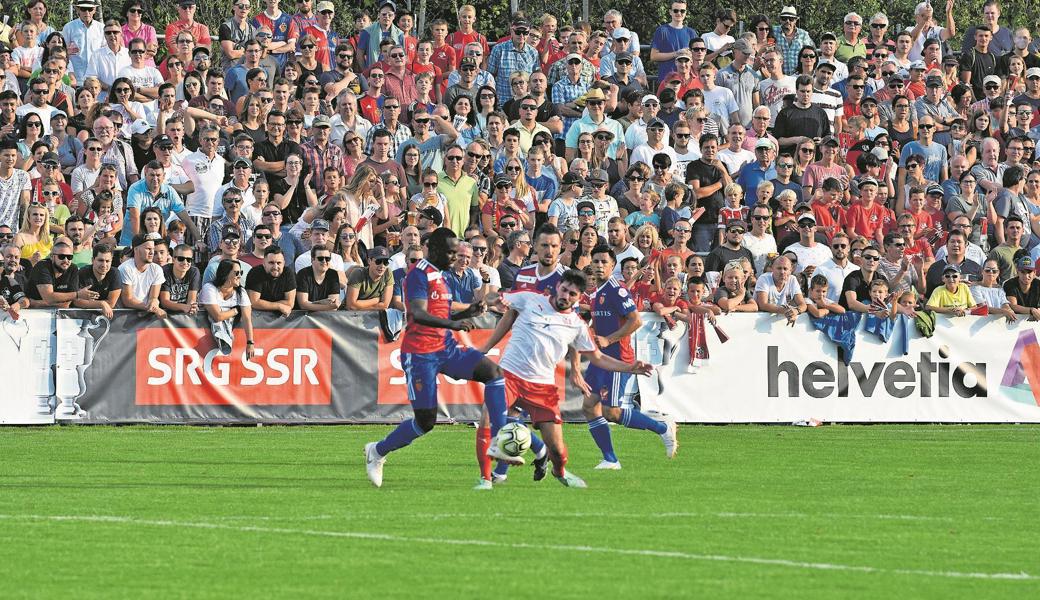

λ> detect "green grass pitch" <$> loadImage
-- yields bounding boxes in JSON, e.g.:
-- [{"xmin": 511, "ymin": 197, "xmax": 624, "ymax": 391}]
[{"xmin": 1, "ymin": 424, "xmax": 1038, "ymax": 598}]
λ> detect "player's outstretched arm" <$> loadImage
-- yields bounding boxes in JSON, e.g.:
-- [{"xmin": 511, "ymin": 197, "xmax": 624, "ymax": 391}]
[
  {"xmin": 409, "ymin": 297, "xmax": 472, "ymax": 331},
  {"xmin": 585, "ymin": 349, "xmax": 654, "ymax": 376},
  {"xmin": 478, "ymin": 308, "xmax": 518, "ymax": 354}
]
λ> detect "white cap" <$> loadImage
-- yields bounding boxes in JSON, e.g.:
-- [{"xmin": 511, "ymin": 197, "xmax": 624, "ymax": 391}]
[
  {"xmin": 909, "ymin": 60, "xmax": 925, "ymax": 70},
  {"xmin": 1027, "ymin": 67, "xmax": 1040, "ymax": 78},
  {"xmin": 611, "ymin": 27, "xmax": 631, "ymax": 41},
  {"xmin": 130, "ymin": 119, "xmax": 152, "ymax": 135},
  {"xmin": 641, "ymin": 94, "xmax": 660, "ymax": 105},
  {"xmin": 779, "ymin": 5, "xmax": 798, "ymax": 18},
  {"xmin": 984, "ymin": 74, "xmax": 1002, "ymax": 86}
]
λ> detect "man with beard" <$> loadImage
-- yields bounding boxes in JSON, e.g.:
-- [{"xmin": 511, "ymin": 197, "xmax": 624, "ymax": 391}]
[
  {"xmin": 73, "ymin": 244, "xmax": 121, "ymax": 318},
  {"xmin": 119, "ymin": 235, "xmax": 167, "ymax": 318},
  {"xmin": 26, "ymin": 241, "xmax": 80, "ymax": 308},
  {"xmin": 245, "ymin": 246, "xmax": 296, "ymax": 316}
]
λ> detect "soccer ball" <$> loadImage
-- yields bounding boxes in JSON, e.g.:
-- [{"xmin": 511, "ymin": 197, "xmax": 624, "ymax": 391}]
[{"xmin": 496, "ymin": 422, "xmax": 532, "ymax": 458}]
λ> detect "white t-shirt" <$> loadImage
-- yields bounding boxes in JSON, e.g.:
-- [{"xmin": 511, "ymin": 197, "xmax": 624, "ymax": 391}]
[
  {"xmin": 971, "ymin": 285, "xmax": 1009, "ymax": 309},
  {"xmin": 498, "ymin": 291, "xmax": 596, "ymax": 384},
  {"xmin": 755, "ymin": 273, "xmax": 803, "ymax": 306},
  {"xmin": 785, "ymin": 242, "xmax": 834, "ymax": 274},
  {"xmin": 813, "ymin": 258, "xmax": 860, "ymax": 302},
  {"xmin": 741, "ymin": 232, "xmax": 777, "ymax": 275},
  {"xmin": 118, "ymin": 64, "xmax": 164, "ymax": 93},
  {"xmin": 717, "ymin": 148, "xmax": 755, "ymax": 177},
  {"xmin": 702, "ymin": 32, "xmax": 735, "ymax": 53},
  {"xmin": 759, "ymin": 76, "xmax": 797, "ymax": 126},
  {"xmin": 118, "ymin": 260, "xmax": 166, "ymax": 305},
  {"xmin": 199, "ymin": 282, "xmax": 251, "ymax": 310},
  {"xmin": 702, "ymin": 86, "xmax": 739, "ymax": 129},
  {"xmin": 612, "ymin": 244, "xmax": 645, "ymax": 279},
  {"xmin": 182, "ymin": 151, "xmax": 227, "ymax": 217}
]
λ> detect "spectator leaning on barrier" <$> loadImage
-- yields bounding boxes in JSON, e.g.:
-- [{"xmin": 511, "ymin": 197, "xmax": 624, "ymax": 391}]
[
  {"xmin": 245, "ymin": 246, "xmax": 296, "ymax": 317},
  {"xmin": 0, "ymin": 244, "xmax": 29, "ymax": 318},
  {"xmin": 161, "ymin": 244, "xmax": 201, "ymax": 315},
  {"xmin": 74, "ymin": 243, "xmax": 120, "ymax": 318},
  {"xmin": 295, "ymin": 244, "xmax": 341, "ymax": 311},
  {"xmin": 26, "ymin": 240, "xmax": 79, "ymax": 308},
  {"xmin": 344, "ymin": 245, "xmax": 394, "ymax": 312},
  {"xmin": 120, "ymin": 234, "xmax": 167, "ymax": 319}
]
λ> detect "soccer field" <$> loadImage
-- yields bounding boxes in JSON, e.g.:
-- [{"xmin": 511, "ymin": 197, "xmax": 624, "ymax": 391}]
[{"xmin": 1, "ymin": 424, "xmax": 1038, "ymax": 598}]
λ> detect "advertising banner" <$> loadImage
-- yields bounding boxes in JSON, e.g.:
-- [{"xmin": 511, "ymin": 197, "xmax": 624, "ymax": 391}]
[
  {"xmin": 633, "ymin": 313, "xmax": 1040, "ymax": 423},
  {"xmin": 0, "ymin": 310, "xmax": 56, "ymax": 425}
]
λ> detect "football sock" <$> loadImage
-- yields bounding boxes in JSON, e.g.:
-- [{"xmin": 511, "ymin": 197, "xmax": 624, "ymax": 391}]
[
  {"xmin": 588, "ymin": 416, "xmax": 618, "ymax": 462},
  {"xmin": 476, "ymin": 426, "xmax": 492, "ymax": 481},
  {"xmin": 549, "ymin": 444, "xmax": 568, "ymax": 478},
  {"xmin": 483, "ymin": 378, "xmax": 507, "ymax": 435},
  {"xmin": 376, "ymin": 419, "xmax": 425, "ymax": 456},
  {"xmin": 621, "ymin": 408, "xmax": 668, "ymax": 435}
]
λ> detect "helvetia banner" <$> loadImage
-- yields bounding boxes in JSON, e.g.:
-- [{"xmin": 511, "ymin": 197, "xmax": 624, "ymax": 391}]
[{"xmin": 633, "ymin": 313, "xmax": 1040, "ymax": 423}]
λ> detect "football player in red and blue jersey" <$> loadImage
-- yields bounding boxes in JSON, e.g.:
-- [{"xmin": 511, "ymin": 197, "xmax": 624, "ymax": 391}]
[
  {"xmin": 365, "ymin": 228, "xmax": 515, "ymax": 488},
  {"xmin": 579, "ymin": 246, "xmax": 678, "ymax": 469}
]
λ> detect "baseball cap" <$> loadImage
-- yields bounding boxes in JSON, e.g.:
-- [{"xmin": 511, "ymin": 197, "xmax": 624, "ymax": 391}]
[
  {"xmin": 888, "ymin": 73, "xmax": 905, "ymax": 84},
  {"xmin": 310, "ymin": 219, "xmax": 330, "ymax": 231},
  {"xmin": 576, "ymin": 200, "xmax": 596, "ymax": 212},
  {"xmin": 493, "ymin": 173, "xmax": 512, "ymax": 186},
  {"xmin": 726, "ymin": 219, "xmax": 748, "ymax": 231},
  {"xmin": 419, "ymin": 206, "xmax": 443, "ymax": 225},
  {"xmin": 562, "ymin": 171, "xmax": 587, "ymax": 187},
  {"xmin": 176, "ymin": 0, "xmax": 195, "ymax": 6},
  {"xmin": 50, "ymin": 110, "xmax": 68, "ymax": 120},
  {"xmin": 815, "ymin": 61, "xmax": 837, "ymax": 72},
  {"xmin": 820, "ymin": 31, "xmax": 837, "ymax": 42},
  {"xmin": 130, "ymin": 233, "xmax": 154, "ymax": 248},
  {"xmin": 0, "ymin": 43, "xmax": 9, "ymax": 55},
  {"xmin": 311, "ymin": 114, "xmax": 331, "ymax": 128},
  {"xmin": 221, "ymin": 224, "xmax": 242, "ymax": 240},
  {"xmin": 588, "ymin": 169, "xmax": 609, "ymax": 184},
  {"xmin": 232, "ymin": 157, "xmax": 253, "ymax": 169},
  {"xmin": 909, "ymin": 60, "xmax": 926, "ymax": 71},
  {"xmin": 611, "ymin": 27, "xmax": 631, "ymax": 41},
  {"xmin": 1017, "ymin": 255, "xmax": 1036, "ymax": 270},
  {"xmin": 615, "ymin": 51, "xmax": 633, "ymax": 63},
  {"xmin": 511, "ymin": 17, "xmax": 530, "ymax": 29},
  {"xmin": 130, "ymin": 119, "xmax": 152, "ymax": 135},
  {"xmin": 316, "ymin": 0, "xmax": 334, "ymax": 11},
  {"xmin": 860, "ymin": 95, "xmax": 879, "ymax": 105},
  {"xmin": 153, "ymin": 134, "xmax": 174, "ymax": 148},
  {"xmin": 646, "ymin": 117, "xmax": 666, "ymax": 129},
  {"xmin": 819, "ymin": 135, "xmax": 840, "ymax": 147},
  {"xmin": 942, "ymin": 263, "xmax": 961, "ymax": 275},
  {"xmin": 565, "ymin": 52, "xmax": 583, "ymax": 62},
  {"xmin": 797, "ymin": 212, "xmax": 817, "ymax": 225},
  {"xmin": 459, "ymin": 56, "xmax": 478, "ymax": 69},
  {"xmin": 732, "ymin": 39, "xmax": 753, "ymax": 55},
  {"xmin": 193, "ymin": 46, "xmax": 211, "ymax": 57},
  {"xmin": 40, "ymin": 152, "xmax": 60, "ymax": 166},
  {"xmin": 984, "ymin": 75, "xmax": 1001, "ymax": 87},
  {"xmin": 1028, "ymin": 67, "xmax": 1040, "ymax": 79},
  {"xmin": 378, "ymin": 1, "xmax": 397, "ymax": 12},
  {"xmin": 925, "ymin": 75, "xmax": 944, "ymax": 87},
  {"xmin": 926, "ymin": 184, "xmax": 945, "ymax": 196},
  {"xmin": 675, "ymin": 48, "xmax": 693, "ymax": 61},
  {"xmin": 857, "ymin": 176, "xmax": 879, "ymax": 188},
  {"xmin": 368, "ymin": 246, "xmax": 390, "ymax": 261},
  {"xmin": 641, "ymin": 94, "xmax": 660, "ymax": 105},
  {"xmin": 76, "ymin": 0, "xmax": 99, "ymax": 6},
  {"xmin": 754, "ymin": 137, "xmax": 775, "ymax": 150}
]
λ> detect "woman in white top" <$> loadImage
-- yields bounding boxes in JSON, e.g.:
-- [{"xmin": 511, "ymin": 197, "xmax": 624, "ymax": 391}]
[
  {"xmin": 971, "ymin": 258, "xmax": 1017, "ymax": 322},
  {"xmin": 201, "ymin": 259, "xmax": 256, "ymax": 359}
]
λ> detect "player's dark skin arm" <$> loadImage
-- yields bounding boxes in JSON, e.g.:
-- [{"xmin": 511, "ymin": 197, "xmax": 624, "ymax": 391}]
[{"xmin": 409, "ymin": 297, "xmax": 474, "ymax": 331}]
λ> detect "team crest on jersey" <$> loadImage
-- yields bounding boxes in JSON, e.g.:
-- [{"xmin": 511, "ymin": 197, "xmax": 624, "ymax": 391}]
[
  {"xmin": 430, "ymin": 290, "xmax": 440, "ymax": 300},
  {"xmin": 278, "ymin": 23, "xmax": 288, "ymax": 33},
  {"xmin": 414, "ymin": 379, "xmax": 423, "ymax": 391},
  {"xmin": 617, "ymin": 288, "xmax": 629, "ymax": 298}
]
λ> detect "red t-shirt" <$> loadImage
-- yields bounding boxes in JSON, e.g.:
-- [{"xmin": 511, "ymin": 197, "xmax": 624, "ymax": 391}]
[
  {"xmin": 447, "ymin": 30, "xmax": 489, "ymax": 68},
  {"xmin": 430, "ymin": 43, "xmax": 457, "ymax": 75},
  {"xmin": 841, "ymin": 201, "xmax": 889, "ymax": 240}
]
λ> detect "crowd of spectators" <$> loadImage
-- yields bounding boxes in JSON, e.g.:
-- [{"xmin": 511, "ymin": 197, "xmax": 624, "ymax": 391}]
[{"xmin": 2, "ymin": 0, "xmax": 1040, "ymax": 338}]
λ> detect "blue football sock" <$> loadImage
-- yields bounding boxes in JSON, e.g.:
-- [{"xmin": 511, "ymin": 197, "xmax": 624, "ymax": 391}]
[
  {"xmin": 484, "ymin": 378, "xmax": 507, "ymax": 435},
  {"xmin": 376, "ymin": 419, "xmax": 425, "ymax": 456},
  {"xmin": 588, "ymin": 416, "xmax": 618, "ymax": 463},
  {"xmin": 621, "ymin": 408, "xmax": 667, "ymax": 434}
]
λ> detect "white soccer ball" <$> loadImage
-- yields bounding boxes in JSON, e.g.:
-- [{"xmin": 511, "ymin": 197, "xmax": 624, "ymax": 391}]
[{"xmin": 496, "ymin": 422, "xmax": 532, "ymax": 457}]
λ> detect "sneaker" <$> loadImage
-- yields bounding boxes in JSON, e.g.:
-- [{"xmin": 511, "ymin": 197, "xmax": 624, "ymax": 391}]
[
  {"xmin": 532, "ymin": 453, "xmax": 549, "ymax": 481},
  {"xmin": 594, "ymin": 460, "xmax": 622, "ymax": 470},
  {"xmin": 473, "ymin": 478, "xmax": 493, "ymax": 491},
  {"xmin": 661, "ymin": 418, "xmax": 678, "ymax": 459},
  {"xmin": 554, "ymin": 471, "xmax": 588, "ymax": 488},
  {"xmin": 487, "ymin": 444, "xmax": 526, "ymax": 466},
  {"xmin": 364, "ymin": 442, "xmax": 386, "ymax": 488},
  {"xmin": 491, "ymin": 473, "xmax": 508, "ymax": 484}
]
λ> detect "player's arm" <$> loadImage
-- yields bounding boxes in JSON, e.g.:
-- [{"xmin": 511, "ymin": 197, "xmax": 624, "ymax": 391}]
[
  {"xmin": 567, "ymin": 346, "xmax": 592, "ymax": 396},
  {"xmin": 478, "ymin": 307, "xmax": 518, "ymax": 353},
  {"xmin": 409, "ymin": 297, "xmax": 473, "ymax": 331},
  {"xmin": 600, "ymin": 309, "xmax": 640, "ymax": 347},
  {"xmin": 582, "ymin": 348, "xmax": 653, "ymax": 376}
]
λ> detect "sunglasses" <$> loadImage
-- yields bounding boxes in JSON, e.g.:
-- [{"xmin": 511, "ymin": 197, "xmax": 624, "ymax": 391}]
[
  {"xmin": 500, "ymin": 221, "xmax": 518, "ymax": 228},
  {"xmin": 472, "ymin": 247, "xmax": 487, "ymax": 254},
  {"xmin": 673, "ymin": 227, "xmax": 691, "ymax": 233},
  {"xmin": 495, "ymin": 183, "xmax": 512, "ymax": 189},
  {"xmin": 374, "ymin": 259, "xmax": 390, "ymax": 266},
  {"xmin": 445, "ymin": 155, "xmax": 464, "ymax": 162},
  {"xmin": 752, "ymin": 215, "xmax": 770, "ymax": 220},
  {"xmin": 174, "ymin": 255, "xmax": 194, "ymax": 263},
  {"xmin": 223, "ymin": 237, "xmax": 241, "ymax": 244},
  {"xmin": 983, "ymin": 268, "xmax": 1000, "ymax": 273},
  {"xmin": 41, "ymin": 190, "xmax": 61, "ymax": 197},
  {"xmin": 831, "ymin": 243, "xmax": 848, "ymax": 249},
  {"xmin": 253, "ymin": 233, "xmax": 272, "ymax": 240},
  {"xmin": 314, "ymin": 255, "xmax": 332, "ymax": 263},
  {"xmin": 985, "ymin": 84, "xmax": 1000, "ymax": 90},
  {"xmin": 862, "ymin": 255, "xmax": 881, "ymax": 262},
  {"xmin": 300, "ymin": 44, "xmax": 315, "ymax": 50}
]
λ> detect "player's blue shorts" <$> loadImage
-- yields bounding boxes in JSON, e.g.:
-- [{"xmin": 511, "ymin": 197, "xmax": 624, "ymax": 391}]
[
  {"xmin": 402, "ymin": 338, "xmax": 484, "ymax": 410},
  {"xmin": 584, "ymin": 365, "xmax": 633, "ymax": 408}
]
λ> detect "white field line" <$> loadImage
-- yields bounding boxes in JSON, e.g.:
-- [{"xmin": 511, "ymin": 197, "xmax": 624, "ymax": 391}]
[{"xmin": 0, "ymin": 513, "xmax": 1034, "ymax": 582}]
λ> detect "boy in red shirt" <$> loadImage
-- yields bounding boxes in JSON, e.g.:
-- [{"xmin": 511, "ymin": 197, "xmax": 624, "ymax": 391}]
[
  {"xmin": 447, "ymin": 5, "xmax": 488, "ymax": 68},
  {"xmin": 428, "ymin": 19, "xmax": 457, "ymax": 74},
  {"xmin": 841, "ymin": 176, "xmax": 888, "ymax": 246}
]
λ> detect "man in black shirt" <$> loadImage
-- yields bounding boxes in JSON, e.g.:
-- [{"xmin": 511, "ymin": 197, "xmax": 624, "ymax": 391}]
[
  {"xmin": 0, "ymin": 244, "xmax": 28, "ymax": 318},
  {"xmin": 704, "ymin": 219, "xmax": 755, "ymax": 273},
  {"xmin": 26, "ymin": 241, "xmax": 80, "ymax": 308},
  {"xmin": 254, "ymin": 110, "xmax": 302, "ymax": 192},
  {"xmin": 959, "ymin": 25, "xmax": 999, "ymax": 99},
  {"xmin": 245, "ymin": 246, "xmax": 297, "ymax": 316},
  {"xmin": 73, "ymin": 244, "xmax": 121, "ymax": 318},
  {"xmin": 295, "ymin": 245, "xmax": 341, "ymax": 311},
  {"xmin": 685, "ymin": 133, "xmax": 729, "ymax": 252},
  {"xmin": 773, "ymin": 75, "xmax": 831, "ymax": 156},
  {"xmin": 1005, "ymin": 255, "xmax": 1040, "ymax": 319},
  {"xmin": 160, "ymin": 244, "xmax": 202, "ymax": 314}
]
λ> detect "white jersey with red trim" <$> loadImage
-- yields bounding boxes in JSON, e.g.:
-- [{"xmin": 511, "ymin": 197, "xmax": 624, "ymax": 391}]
[{"xmin": 498, "ymin": 291, "xmax": 596, "ymax": 384}]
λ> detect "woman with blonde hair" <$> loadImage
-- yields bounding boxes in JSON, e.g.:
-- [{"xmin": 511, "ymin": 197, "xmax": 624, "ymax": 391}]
[
  {"xmin": 342, "ymin": 166, "xmax": 389, "ymax": 249},
  {"xmin": 633, "ymin": 223, "xmax": 664, "ymax": 264},
  {"xmin": 14, "ymin": 202, "xmax": 53, "ymax": 263},
  {"xmin": 333, "ymin": 222, "xmax": 364, "ymax": 275},
  {"xmin": 504, "ymin": 156, "xmax": 537, "ymax": 228}
]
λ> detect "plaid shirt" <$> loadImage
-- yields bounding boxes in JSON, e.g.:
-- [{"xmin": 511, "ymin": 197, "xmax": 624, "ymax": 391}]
[
  {"xmin": 773, "ymin": 26, "xmax": 814, "ymax": 75},
  {"xmin": 552, "ymin": 77, "xmax": 590, "ymax": 140},
  {"xmin": 487, "ymin": 41, "xmax": 539, "ymax": 104},
  {"xmin": 205, "ymin": 213, "xmax": 257, "ymax": 254},
  {"xmin": 299, "ymin": 139, "xmax": 345, "ymax": 197},
  {"xmin": 546, "ymin": 57, "xmax": 596, "ymax": 90},
  {"xmin": 364, "ymin": 121, "xmax": 414, "ymax": 159}
]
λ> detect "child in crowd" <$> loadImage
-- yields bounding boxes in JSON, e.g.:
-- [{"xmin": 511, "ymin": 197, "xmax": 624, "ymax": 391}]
[
  {"xmin": 867, "ymin": 277, "xmax": 896, "ymax": 320},
  {"xmin": 622, "ymin": 257, "xmax": 656, "ymax": 311},
  {"xmin": 805, "ymin": 275, "xmax": 846, "ymax": 318},
  {"xmin": 625, "ymin": 190, "xmax": 661, "ymax": 231},
  {"xmin": 718, "ymin": 182, "xmax": 748, "ymax": 245},
  {"xmin": 652, "ymin": 276, "xmax": 690, "ymax": 329},
  {"xmin": 773, "ymin": 189, "xmax": 798, "ymax": 237}
]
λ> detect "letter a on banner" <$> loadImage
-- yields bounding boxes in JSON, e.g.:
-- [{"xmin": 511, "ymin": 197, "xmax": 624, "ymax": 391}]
[{"xmin": 1000, "ymin": 329, "xmax": 1040, "ymax": 406}]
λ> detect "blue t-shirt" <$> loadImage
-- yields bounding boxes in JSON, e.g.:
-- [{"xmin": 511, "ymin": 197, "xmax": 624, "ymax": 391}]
[
  {"xmin": 120, "ymin": 180, "xmax": 186, "ymax": 246},
  {"xmin": 443, "ymin": 268, "xmax": 482, "ymax": 305},
  {"xmin": 526, "ymin": 173, "xmax": 557, "ymax": 208},
  {"xmin": 899, "ymin": 141, "xmax": 948, "ymax": 184},
  {"xmin": 651, "ymin": 24, "xmax": 699, "ymax": 78}
]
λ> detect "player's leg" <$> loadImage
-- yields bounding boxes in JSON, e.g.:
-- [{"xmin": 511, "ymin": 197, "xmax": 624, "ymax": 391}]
[
  {"xmin": 466, "ymin": 356, "xmax": 525, "ymax": 467},
  {"xmin": 475, "ymin": 406, "xmax": 494, "ymax": 487},
  {"xmin": 583, "ymin": 365, "xmax": 620, "ymax": 467},
  {"xmin": 535, "ymin": 420, "xmax": 585, "ymax": 488},
  {"xmin": 365, "ymin": 353, "xmax": 439, "ymax": 487},
  {"xmin": 602, "ymin": 371, "xmax": 678, "ymax": 459},
  {"xmin": 491, "ymin": 412, "xmax": 549, "ymax": 482}
]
